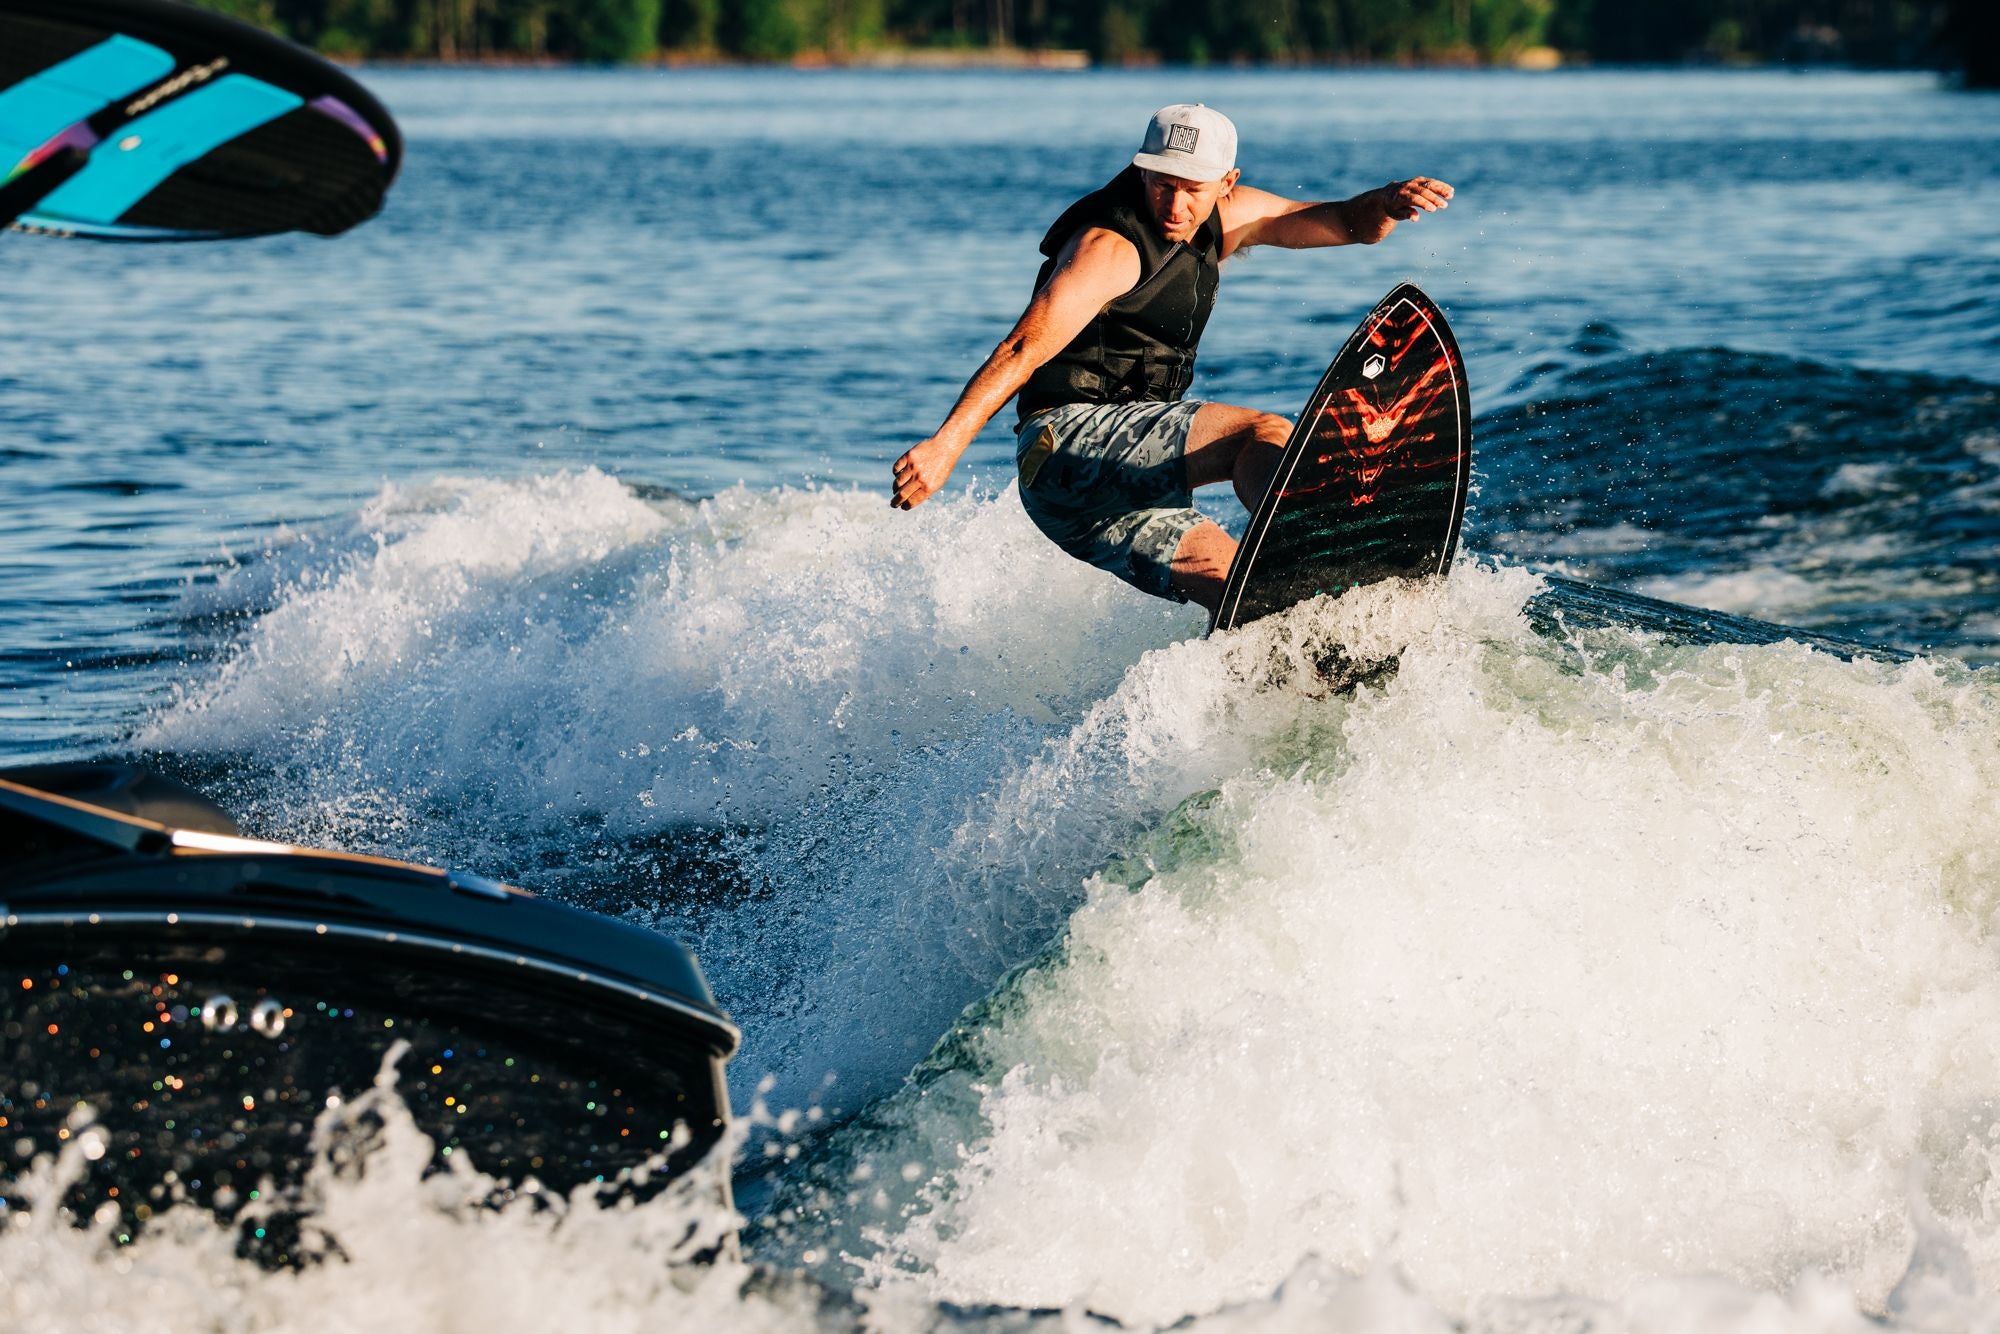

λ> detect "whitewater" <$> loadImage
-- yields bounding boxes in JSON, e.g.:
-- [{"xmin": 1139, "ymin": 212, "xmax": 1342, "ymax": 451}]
[{"xmin": 5, "ymin": 65, "xmax": 2000, "ymax": 1333}]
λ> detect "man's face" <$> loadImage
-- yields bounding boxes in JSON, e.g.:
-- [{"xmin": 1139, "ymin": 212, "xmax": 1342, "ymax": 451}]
[{"xmin": 1139, "ymin": 167, "xmax": 1239, "ymax": 243}]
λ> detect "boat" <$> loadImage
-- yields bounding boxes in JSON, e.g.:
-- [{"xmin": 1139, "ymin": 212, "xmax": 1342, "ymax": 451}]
[{"xmin": 0, "ymin": 764, "xmax": 739, "ymax": 1263}]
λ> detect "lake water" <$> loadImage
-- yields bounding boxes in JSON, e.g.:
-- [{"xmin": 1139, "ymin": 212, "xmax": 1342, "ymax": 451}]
[{"xmin": 5, "ymin": 65, "xmax": 2000, "ymax": 1332}]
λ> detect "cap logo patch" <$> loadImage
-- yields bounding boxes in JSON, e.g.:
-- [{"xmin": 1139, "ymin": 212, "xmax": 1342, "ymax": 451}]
[{"xmin": 1166, "ymin": 124, "xmax": 1200, "ymax": 153}]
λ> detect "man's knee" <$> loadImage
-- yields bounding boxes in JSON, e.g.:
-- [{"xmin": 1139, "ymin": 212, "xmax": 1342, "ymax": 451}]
[
  {"xmin": 1251, "ymin": 412, "xmax": 1293, "ymax": 449},
  {"xmin": 1185, "ymin": 406, "xmax": 1293, "ymax": 492}
]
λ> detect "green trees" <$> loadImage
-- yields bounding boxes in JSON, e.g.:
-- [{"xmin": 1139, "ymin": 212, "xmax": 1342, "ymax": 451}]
[
  {"xmin": 574, "ymin": 0, "xmax": 662, "ymax": 58},
  {"xmin": 714, "ymin": 0, "xmax": 813, "ymax": 59},
  {"xmin": 919, "ymin": 0, "xmax": 1532, "ymax": 63},
  {"xmin": 239, "ymin": 0, "xmax": 664, "ymax": 59},
  {"xmin": 1558, "ymin": 0, "xmax": 1950, "ymax": 66},
  {"xmin": 187, "ymin": 0, "xmax": 1970, "ymax": 69}
]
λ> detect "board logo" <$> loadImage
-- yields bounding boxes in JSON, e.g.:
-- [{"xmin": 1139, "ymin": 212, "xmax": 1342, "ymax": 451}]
[
  {"xmin": 1362, "ymin": 353, "xmax": 1386, "ymax": 379},
  {"xmin": 1166, "ymin": 124, "xmax": 1200, "ymax": 153},
  {"xmin": 127, "ymin": 57, "xmax": 231, "ymax": 116}
]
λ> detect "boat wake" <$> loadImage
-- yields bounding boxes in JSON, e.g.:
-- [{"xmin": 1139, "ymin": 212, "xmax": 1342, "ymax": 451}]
[
  {"xmin": 96, "ymin": 464, "xmax": 2000, "ymax": 1328},
  {"xmin": 1474, "ymin": 347, "xmax": 2000, "ymax": 656}
]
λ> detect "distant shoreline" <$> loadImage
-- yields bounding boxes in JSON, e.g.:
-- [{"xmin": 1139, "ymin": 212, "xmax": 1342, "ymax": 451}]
[
  {"xmin": 324, "ymin": 47, "xmax": 1968, "ymax": 75},
  {"xmin": 333, "ymin": 45, "xmax": 1591, "ymax": 72}
]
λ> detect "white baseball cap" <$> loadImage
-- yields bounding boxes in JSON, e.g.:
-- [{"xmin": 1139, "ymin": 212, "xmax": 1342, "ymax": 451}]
[{"xmin": 1131, "ymin": 104, "xmax": 1237, "ymax": 183}]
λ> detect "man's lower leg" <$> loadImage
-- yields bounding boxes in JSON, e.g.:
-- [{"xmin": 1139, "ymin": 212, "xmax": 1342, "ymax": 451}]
[{"xmin": 1168, "ymin": 521, "xmax": 1237, "ymax": 613}]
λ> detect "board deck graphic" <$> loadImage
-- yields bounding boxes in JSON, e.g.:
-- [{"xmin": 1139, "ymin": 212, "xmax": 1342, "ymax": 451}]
[{"xmin": 1210, "ymin": 283, "xmax": 1471, "ymax": 634}]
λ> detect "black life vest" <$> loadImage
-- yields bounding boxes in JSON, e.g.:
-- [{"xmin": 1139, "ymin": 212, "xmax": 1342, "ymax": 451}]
[{"xmin": 1016, "ymin": 166, "xmax": 1223, "ymax": 421}]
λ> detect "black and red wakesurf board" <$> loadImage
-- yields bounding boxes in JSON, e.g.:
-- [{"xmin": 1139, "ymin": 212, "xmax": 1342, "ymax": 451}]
[{"xmin": 1210, "ymin": 283, "xmax": 1471, "ymax": 634}]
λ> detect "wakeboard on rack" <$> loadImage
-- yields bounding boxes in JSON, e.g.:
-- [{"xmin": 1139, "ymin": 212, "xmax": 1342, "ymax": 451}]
[
  {"xmin": 1210, "ymin": 282, "xmax": 1471, "ymax": 635},
  {"xmin": 0, "ymin": 0, "xmax": 400, "ymax": 240}
]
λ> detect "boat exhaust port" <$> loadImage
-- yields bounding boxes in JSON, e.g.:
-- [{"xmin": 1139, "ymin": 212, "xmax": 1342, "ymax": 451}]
[
  {"xmin": 201, "ymin": 994, "xmax": 239, "ymax": 1032},
  {"xmin": 250, "ymin": 997, "xmax": 288, "ymax": 1038}
]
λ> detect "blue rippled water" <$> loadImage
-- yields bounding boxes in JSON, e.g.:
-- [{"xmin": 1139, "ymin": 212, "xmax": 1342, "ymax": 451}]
[
  {"xmin": 6, "ymin": 66, "xmax": 2000, "ymax": 1331},
  {"xmin": 5, "ymin": 68, "xmax": 1997, "ymax": 759}
]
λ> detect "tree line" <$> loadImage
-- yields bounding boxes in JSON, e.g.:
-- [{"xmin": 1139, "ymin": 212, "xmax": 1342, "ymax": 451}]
[{"xmin": 190, "ymin": 0, "xmax": 1993, "ymax": 81}]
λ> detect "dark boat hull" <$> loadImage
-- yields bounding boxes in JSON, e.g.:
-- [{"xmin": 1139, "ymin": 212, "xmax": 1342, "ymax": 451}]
[{"xmin": 0, "ymin": 771, "xmax": 738, "ymax": 1263}]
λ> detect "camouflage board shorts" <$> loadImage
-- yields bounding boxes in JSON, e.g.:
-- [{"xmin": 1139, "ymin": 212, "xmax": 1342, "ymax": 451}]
[{"xmin": 1014, "ymin": 399, "xmax": 1208, "ymax": 602}]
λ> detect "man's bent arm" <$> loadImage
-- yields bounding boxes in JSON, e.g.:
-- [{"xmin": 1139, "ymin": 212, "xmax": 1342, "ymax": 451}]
[
  {"xmin": 892, "ymin": 228, "xmax": 1140, "ymax": 511},
  {"xmin": 1220, "ymin": 178, "xmax": 1453, "ymax": 256}
]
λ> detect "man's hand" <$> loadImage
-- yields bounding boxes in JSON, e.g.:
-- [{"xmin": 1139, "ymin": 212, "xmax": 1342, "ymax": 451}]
[
  {"xmin": 892, "ymin": 435, "xmax": 962, "ymax": 510},
  {"xmin": 1372, "ymin": 177, "xmax": 1453, "ymax": 224}
]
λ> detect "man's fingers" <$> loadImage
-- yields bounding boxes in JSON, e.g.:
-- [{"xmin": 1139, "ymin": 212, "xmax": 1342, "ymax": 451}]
[
  {"xmin": 1383, "ymin": 181, "xmax": 1431, "ymax": 219},
  {"xmin": 1390, "ymin": 178, "xmax": 1454, "ymax": 218}
]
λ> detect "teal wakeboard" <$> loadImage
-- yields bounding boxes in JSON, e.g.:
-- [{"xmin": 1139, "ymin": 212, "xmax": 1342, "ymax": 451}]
[
  {"xmin": 1, "ymin": 0, "xmax": 400, "ymax": 239},
  {"xmin": 1210, "ymin": 283, "xmax": 1471, "ymax": 635}
]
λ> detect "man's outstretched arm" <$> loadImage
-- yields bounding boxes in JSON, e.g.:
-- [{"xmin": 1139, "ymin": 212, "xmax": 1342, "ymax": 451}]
[
  {"xmin": 1219, "ymin": 177, "xmax": 1454, "ymax": 256},
  {"xmin": 892, "ymin": 228, "xmax": 1140, "ymax": 511}
]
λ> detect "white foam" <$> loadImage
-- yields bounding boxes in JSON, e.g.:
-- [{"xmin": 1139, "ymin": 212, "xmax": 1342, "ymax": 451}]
[
  {"xmin": 1819, "ymin": 463, "xmax": 1898, "ymax": 499},
  {"xmin": 145, "ymin": 470, "xmax": 1186, "ymax": 842},
  {"xmin": 1630, "ymin": 566, "xmax": 1829, "ymax": 618},
  {"xmin": 143, "ymin": 473, "xmax": 1197, "ymax": 1111},
  {"xmin": 1539, "ymin": 521, "xmax": 1658, "ymax": 557},
  {"xmin": 133, "ymin": 476, "xmax": 2000, "ymax": 1330},
  {"xmin": 0, "ymin": 1055, "xmax": 815, "ymax": 1334},
  {"xmin": 1633, "ymin": 560, "xmax": 1970, "ymax": 633},
  {"xmin": 810, "ymin": 571, "xmax": 2000, "ymax": 1325}
]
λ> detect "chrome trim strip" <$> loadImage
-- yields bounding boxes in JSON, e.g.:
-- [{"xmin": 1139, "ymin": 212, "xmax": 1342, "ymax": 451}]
[{"xmin": 170, "ymin": 828, "xmax": 294, "ymax": 855}]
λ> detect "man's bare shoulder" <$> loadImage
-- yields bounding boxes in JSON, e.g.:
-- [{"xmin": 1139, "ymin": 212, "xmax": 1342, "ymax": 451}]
[
  {"xmin": 1056, "ymin": 223, "xmax": 1143, "ymax": 265},
  {"xmin": 1045, "ymin": 224, "xmax": 1143, "ymax": 299}
]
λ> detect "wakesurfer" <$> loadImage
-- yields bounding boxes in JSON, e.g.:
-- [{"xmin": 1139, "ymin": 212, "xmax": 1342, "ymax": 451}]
[{"xmin": 890, "ymin": 103, "xmax": 1454, "ymax": 613}]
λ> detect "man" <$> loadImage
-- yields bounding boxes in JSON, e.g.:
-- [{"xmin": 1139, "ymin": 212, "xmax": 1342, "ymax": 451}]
[{"xmin": 890, "ymin": 103, "xmax": 1454, "ymax": 613}]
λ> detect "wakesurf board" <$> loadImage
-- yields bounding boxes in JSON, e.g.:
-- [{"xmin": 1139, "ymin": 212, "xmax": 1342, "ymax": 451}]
[{"xmin": 1210, "ymin": 282, "xmax": 1471, "ymax": 635}]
